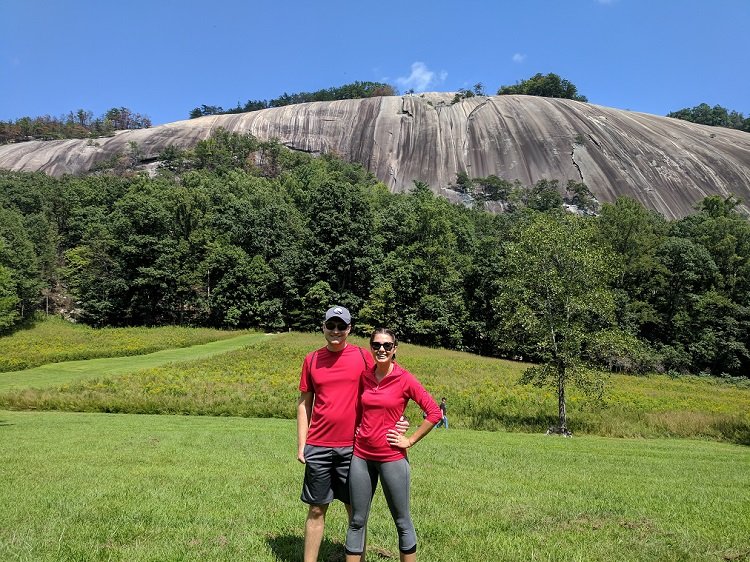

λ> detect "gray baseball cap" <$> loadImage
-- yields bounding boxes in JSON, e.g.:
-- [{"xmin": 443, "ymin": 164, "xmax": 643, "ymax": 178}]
[{"xmin": 324, "ymin": 306, "xmax": 351, "ymax": 325}]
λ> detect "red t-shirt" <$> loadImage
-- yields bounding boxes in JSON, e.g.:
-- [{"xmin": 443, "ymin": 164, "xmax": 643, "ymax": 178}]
[
  {"xmin": 354, "ymin": 363, "xmax": 441, "ymax": 462},
  {"xmin": 299, "ymin": 344, "xmax": 374, "ymax": 447}
]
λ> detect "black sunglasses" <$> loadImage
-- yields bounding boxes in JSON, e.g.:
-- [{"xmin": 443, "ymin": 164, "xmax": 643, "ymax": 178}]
[
  {"xmin": 324, "ymin": 320, "xmax": 349, "ymax": 331},
  {"xmin": 370, "ymin": 341, "xmax": 395, "ymax": 351}
]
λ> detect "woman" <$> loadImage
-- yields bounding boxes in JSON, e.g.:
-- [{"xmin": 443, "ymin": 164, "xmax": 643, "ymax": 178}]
[{"xmin": 345, "ymin": 328, "xmax": 442, "ymax": 562}]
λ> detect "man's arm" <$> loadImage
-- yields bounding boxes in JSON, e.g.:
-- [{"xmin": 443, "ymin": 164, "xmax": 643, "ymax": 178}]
[{"xmin": 297, "ymin": 391, "xmax": 314, "ymax": 464}]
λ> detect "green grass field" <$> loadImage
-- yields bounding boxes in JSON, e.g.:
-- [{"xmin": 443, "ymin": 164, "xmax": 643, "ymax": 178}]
[
  {"xmin": 1, "ymin": 319, "xmax": 749, "ymax": 560},
  {"xmin": 1, "ymin": 410, "xmax": 748, "ymax": 562}
]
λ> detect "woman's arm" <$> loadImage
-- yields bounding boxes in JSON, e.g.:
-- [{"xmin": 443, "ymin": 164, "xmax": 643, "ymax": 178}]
[
  {"xmin": 387, "ymin": 419, "xmax": 435, "ymax": 449},
  {"xmin": 386, "ymin": 370, "xmax": 440, "ymax": 449}
]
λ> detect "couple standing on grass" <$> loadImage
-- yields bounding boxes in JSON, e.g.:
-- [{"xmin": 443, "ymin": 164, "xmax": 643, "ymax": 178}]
[{"xmin": 297, "ymin": 306, "xmax": 442, "ymax": 562}]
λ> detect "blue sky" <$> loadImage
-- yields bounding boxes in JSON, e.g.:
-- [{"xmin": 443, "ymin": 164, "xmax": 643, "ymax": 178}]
[{"xmin": 2, "ymin": 0, "xmax": 748, "ymax": 126}]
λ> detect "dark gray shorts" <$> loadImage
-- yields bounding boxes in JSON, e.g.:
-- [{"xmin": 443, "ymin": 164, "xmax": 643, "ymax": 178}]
[{"xmin": 301, "ymin": 444, "xmax": 353, "ymax": 505}]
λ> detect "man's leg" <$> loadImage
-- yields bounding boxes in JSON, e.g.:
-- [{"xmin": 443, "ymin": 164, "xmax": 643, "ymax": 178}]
[
  {"xmin": 304, "ymin": 503, "xmax": 329, "ymax": 562},
  {"xmin": 301, "ymin": 446, "xmax": 336, "ymax": 562}
]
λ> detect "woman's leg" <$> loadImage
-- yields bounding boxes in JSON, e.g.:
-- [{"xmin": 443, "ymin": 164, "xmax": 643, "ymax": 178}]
[
  {"xmin": 345, "ymin": 456, "xmax": 378, "ymax": 561},
  {"xmin": 379, "ymin": 458, "xmax": 417, "ymax": 560}
]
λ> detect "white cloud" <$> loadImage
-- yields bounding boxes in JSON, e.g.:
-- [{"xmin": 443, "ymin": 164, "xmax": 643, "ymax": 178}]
[
  {"xmin": 396, "ymin": 62, "xmax": 446, "ymax": 92},
  {"xmin": 512, "ymin": 53, "xmax": 527, "ymax": 64}
]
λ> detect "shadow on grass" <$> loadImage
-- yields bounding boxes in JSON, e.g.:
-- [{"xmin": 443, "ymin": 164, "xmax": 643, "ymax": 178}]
[
  {"xmin": 468, "ymin": 413, "xmax": 557, "ymax": 433},
  {"xmin": 470, "ymin": 413, "xmax": 750, "ymax": 446},
  {"xmin": 721, "ymin": 423, "xmax": 750, "ymax": 446},
  {"xmin": 267, "ymin": 534, "xmax": 347, "ymax": 562},
  {"xmin": 0, "ymin": 313, "xmax": 42, "ymax": 338}
]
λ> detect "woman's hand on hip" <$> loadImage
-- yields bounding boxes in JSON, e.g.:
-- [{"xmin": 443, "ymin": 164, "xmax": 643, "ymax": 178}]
[{"xmin": 386, "ymin": 429, "xmax": 411, "ymax": 449}]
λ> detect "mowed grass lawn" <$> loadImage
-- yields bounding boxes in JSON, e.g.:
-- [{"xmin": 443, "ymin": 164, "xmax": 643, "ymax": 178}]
[
  {"xmin": 1, "ymin": 323, "xmax": 749, "ymax": 560},
  {"xmin": 0, "ymin": 316, "xmax": 242, "ymax": 372},
  {"xmin": 1, "ymin": 410, "xmax": 748, "ymax": 562},
  {"xmin": 0, "ymin": 332, "xmax": 269, "ymax": 392}
]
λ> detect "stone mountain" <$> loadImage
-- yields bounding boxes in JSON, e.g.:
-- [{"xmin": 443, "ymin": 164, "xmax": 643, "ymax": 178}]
[{"xmin": 1, "ymin": 93, "xmax": 749, "ymax": 219}]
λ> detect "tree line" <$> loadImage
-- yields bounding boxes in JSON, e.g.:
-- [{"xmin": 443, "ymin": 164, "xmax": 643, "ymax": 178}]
[
  {"xmin": 0, "ymin": 107, "xmax": 152, "ymax": 145},
  {"xmin": 4, "ymin": 75, "xmax": 747, "ymax": 148},
  {"xmin": 190, "ymin": 73, "xmax": 750, "ymax": 133},
  {"xmin": 667, "ymin": 103, "xmax": 750, "ymax": 132},
  {"xmin": 1, "ymin": 130, "xmax": 749, "ymax": 378},
  {"xmin": 492, "ymin": 74, "xmax": 750, "ymax": 134},
  {"xmin": 189, "ymin": 81, "xmax": 397, "ymax": 118},
  {"xmin": 496, "ymin": 73, "xmax": 588, "ymax": 102}
]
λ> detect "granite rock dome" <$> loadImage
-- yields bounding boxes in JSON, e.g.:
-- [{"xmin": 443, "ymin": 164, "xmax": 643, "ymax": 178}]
[{"xmin": 1, "ymin": 93, "xmax": 749, "ymax": 219}]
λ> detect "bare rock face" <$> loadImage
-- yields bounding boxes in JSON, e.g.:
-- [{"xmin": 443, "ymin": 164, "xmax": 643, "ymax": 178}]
[{"xmin": 1, "ymin": 93, "xmax": 749, "ymax": 219}]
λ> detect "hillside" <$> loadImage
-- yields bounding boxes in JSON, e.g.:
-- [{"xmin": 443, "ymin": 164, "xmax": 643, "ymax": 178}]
[
  {"xmin": 2, "ymin": 326, "xmax": 748, "ymax": 442},
  {"xmin": 1, "ymin": 94, "xmax": 749, "ymax": 219}
]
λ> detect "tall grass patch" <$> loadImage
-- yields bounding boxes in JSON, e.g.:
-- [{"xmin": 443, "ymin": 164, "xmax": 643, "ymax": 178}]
[
  {"xmin": 0, "ymin": 316, "xmax": 241, "ymax": 372},
  {"xmin": 1, "ymin": 332, "xmax": 749, "ymax": 442},
  {"xmin": 0, "ymin": 332, "xmax": 320, "ymax": 417}
]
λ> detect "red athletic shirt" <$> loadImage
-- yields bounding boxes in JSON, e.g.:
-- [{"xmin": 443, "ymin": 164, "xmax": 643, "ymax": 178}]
[
  {"xmin": 299, "ymin": 345, "xmax": 374, "ymax": 447},
  {"xmin": 354, "ymin": 363, "xmax": 441, "ymax": 462}
]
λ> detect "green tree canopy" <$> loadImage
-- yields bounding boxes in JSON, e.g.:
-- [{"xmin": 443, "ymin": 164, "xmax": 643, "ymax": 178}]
[
  {"xmin": 3, "ymin": 131, "xmax": 750, "ymax": 379},
  {"xmin": 667, "ymin": 103, "xmax": 750, "ymax": 132},
  {"xmin": 493, "ymin": 212, "xmax": 619, "ymax": 433},
  {"xmin": 0, "ymin": 206, "xmax": 42, "ymax": 321},
  {"xmin": 0, "ymin": 107, "xmax": 151, "ymax": 144},
  {"xmin": 0, "ymin": 259, "xmax": 20, "ymax": 332},
  {"xmin": 189, "ymin": 81, "xmax": 397, "ymax": 119},
  {"xmin": 497, "ymin": 73, "xmax": 588, "ymax": 102}
]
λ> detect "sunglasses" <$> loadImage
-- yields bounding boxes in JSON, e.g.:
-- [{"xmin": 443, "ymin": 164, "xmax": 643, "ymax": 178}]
[
  {"xmin": 324, "ymin": 320, "xmax": 349, "ymax": 332},
  {"xmin": 370, "ymin": 341, "xmax": 395, "ymax": 351}
]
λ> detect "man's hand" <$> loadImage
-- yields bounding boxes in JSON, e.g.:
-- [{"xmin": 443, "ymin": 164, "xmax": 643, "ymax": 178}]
[
  {"xmin": 395, "ymin": 415, "xmax": 410, "ymax": 435},
  {"xmin": 297, "ymin": 448, "xmax": 306, "ymax": 464}
]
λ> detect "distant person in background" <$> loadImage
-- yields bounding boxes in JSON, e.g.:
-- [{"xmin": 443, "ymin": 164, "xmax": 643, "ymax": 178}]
[
  {"xmin": 297, "ymin": 307, "xmax": 407, "ymax": 562},
  {"xmin": 435, "ymin": 397, "xmax": 448, "ymax": 429},
  {"xmin": 345, "ymin": 327, "xmax": 441, "ymax": 562}
]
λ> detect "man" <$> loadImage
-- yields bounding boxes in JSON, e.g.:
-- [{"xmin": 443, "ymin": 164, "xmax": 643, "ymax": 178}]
[
  {"xmin": 297, "ymin": 306, "xmax": 405, "ymax": 562},
  {"xmin": 435, "ymin": 397, "xmax": 448, "ymax": 429}
]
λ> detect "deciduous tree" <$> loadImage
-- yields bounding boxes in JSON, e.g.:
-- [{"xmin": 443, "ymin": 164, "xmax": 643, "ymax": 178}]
[
  {"xmin": 494, "ymin": 212, "xmax": 618, "ymax": 434},
  {"xmin": 497, "ymin": 73, "xmax": 588, "ymax": 102}
]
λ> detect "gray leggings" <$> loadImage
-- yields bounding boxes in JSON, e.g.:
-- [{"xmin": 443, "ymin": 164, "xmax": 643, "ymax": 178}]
[{"xmin": 345, "ymin": 455, "xmax": 416, "ymax": 555}]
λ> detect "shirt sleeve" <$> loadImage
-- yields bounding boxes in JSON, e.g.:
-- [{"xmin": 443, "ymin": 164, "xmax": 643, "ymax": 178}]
[
  {"xmin": 360, "ymin": 346, "xmax": 375, "ymax": 370},
  {"xmin": 299, "ymin": 352, "xmax": 314, "ymax": 393},
  {"xmin": 403, "ymin": 369, "xmax": 441, "ymax": 424}
]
